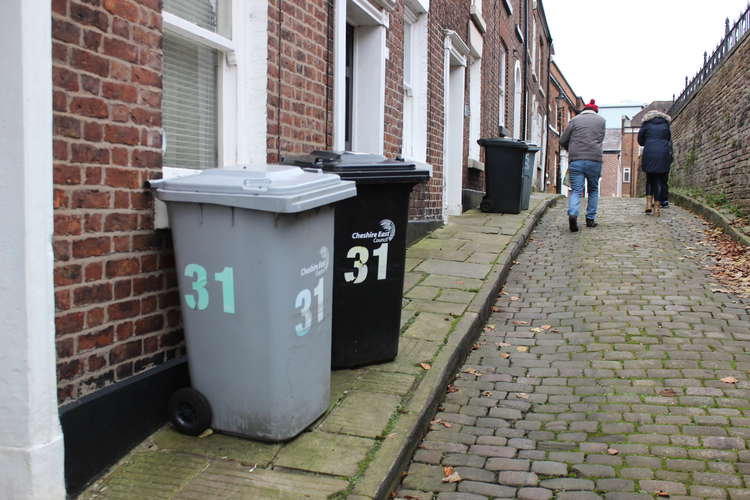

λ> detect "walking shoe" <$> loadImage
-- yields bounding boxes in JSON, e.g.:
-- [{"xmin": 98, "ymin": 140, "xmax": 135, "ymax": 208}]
[
  {"xmin": 661, "ymin": 201, "xmax": 669, "ymax": 208},
  {"xmin": 586, "ymin": 218, "xmax": 597, "ymax": 228},
  {"xmin": 569, "ymin": 216, "xmax": 579, "ymax": 232}
]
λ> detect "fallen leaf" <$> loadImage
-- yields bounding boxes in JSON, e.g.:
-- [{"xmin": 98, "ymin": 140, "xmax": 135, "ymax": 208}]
[
  {"xmin": 496, "ymin": 342, "xmax": 511, "ymax": 347},
  {"xmin": 607, "ymin": 448, "xmax": 619, "ymax": 455},
  {"xmin": 247, "ymin": 464, "xmax": 257, "ymax": 473},
  {"xmin": 655, "ymin": 490, "xmax": 670, "ymax": 497},
  {"xmin": 510, "ymin": 296, "xmax": 520, "ymax": 301},
  {"xmin": 198, "ymin": 428, "xmax": 214, "ymax": 439},
  {"xmin": 659, "ymin": 388, "xmax": 677, "ymax": 397},
  {"xmin": 721, "ymin": 376, "xmax": 739, "ymax": 384},
  {"xmin": 462, "ymin": 368, "xmax": 482, "ymax": 376},
  {"xmin": 512, "ymin": 320, "xmax": 529, "ymax": 326},
  {"xmin": 516, "ymin": 346, "xmax": 529, "ymax": 352},
  {"xmin": 491, "ymin": 306, "xmax": 502, "ymax": 312},
  {"xmin": 442, "ymin": 466, "xmax": 462, "ymax": 483},
  {"xmin": 500, "ymin": 353, "xmax": 511, "ymax": 359},
  {"xmin": 419, "ymin": 362, "xmax": 431, "ymax": 370},
  {"xmin": 482, "ymin": 391, "xmax": 492, "ymax": 397},
  {"xmin": 541, "ymin": 325, "xmax": 552, "ymax": 330},
  {"xmin": 446, "ymin": 384, "xmax": 459, "ymax": 393},
  {"xmin": 529, "ymin": 327, "xmax": 544, "ymax": 333},
  {"xmin": 516, "ymin": 392, "xmax": 529, "ymax": 399},
  {"xmin": 485, "ymin": 324, "xmax": 496, "ymax": 330},
  {"xmin": 431, "ymin": 418, "xmax": 453, "ymax": 428},
  {"xmin": 551, "ymin": 328, "xmax": 561, "ymax": 333}
]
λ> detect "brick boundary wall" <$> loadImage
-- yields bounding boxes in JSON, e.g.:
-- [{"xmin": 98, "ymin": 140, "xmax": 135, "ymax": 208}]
[
  {"xmin": 670, "ymin": 33, "xmax": 750, "ymax": 216},
  {"xmin": 52, "ymin": 0, "xmax": 183, "ymax": 405}
]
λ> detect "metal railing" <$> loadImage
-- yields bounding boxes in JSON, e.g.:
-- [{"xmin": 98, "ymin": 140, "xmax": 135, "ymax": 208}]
[{"xmin": 670, "ymin": 4, "xmax": 750, "ymax": 116}]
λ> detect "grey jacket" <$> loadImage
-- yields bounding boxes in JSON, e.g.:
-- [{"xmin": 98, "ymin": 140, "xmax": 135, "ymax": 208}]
[{"xmin": 560, "ymin": 110, "xmax": 606, "ymax": 162}]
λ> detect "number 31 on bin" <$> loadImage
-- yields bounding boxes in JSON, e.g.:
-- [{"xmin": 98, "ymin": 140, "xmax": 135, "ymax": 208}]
[
  {"xmin": 183, "ymin": 264, "xmax": 235, "ymax": 314},
  {"xmin": 344, "ymin": 243, "xmax": 388, "ymax": 284}
]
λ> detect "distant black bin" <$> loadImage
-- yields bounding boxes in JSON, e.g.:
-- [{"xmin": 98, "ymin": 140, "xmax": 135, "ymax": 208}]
[
  {"xmin": 477, "ymin": 138, "xmax": 530, "ymax": 214},
  {"xmin": 284, "ymin": 151, "xmax": 430, "ymax": 369}
]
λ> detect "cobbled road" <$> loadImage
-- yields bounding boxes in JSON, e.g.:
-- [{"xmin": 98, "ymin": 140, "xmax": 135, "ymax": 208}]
[{"xmin": 396, "ymin": 198, "xmax": 750, "ymax": 500}]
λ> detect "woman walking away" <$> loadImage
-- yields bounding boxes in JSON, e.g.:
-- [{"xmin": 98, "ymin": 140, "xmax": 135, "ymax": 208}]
[{"xmin": 638, "ymin": 110, "xmax": 672, "ymax": 217}]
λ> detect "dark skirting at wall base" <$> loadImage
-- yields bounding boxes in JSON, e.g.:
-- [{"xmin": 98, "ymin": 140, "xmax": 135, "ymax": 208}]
[
  {"xmin": 407, "ymin": 219, "xmax": 443, "ymax": 246},
  {"xmin": 60, "ymin": 358, "xmax": 190, "ymax": 496}
]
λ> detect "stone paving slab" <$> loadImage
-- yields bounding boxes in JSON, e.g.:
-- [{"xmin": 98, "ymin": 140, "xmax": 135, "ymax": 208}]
[
  {"xmin": 395, "ymin": 198, "xmax": 750, "ymax": 500},
  {"xmin": 78, "ymin": 193, "xmax": 559, "ymax": 500}
]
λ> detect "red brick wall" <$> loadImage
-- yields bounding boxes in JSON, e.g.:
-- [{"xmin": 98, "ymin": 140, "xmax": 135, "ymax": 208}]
[
  {"xmin": 600, "ymin": 152, "xmax": 620, "ymax": 197},
  {"xmin": 621, "ymin": 131, "xmax": 641, "ymax": 197},
  {"xmin": 267, "ymin": 0, "xmax": 333, "ymax": 163},
  {"xmin": 384, "ymin": 4, "xmax": 405, "ymax": 158},
  {"xmin": 52, "ymin": 0, "xmax": 181, "ymax": 405}
]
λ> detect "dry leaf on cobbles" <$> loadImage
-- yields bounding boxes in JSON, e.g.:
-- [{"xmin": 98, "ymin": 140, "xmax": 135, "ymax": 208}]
[
  {"xmin": 446, "ymin": 384, "xmax": 459, "ymax": 393},
  {"xmin": 516, "ymin": 346, "xmax": 529, "ymax": 352},
  {"xmin": 431, "ymin": 418, "xmax": 453, "ymax": 428},
  {"xmin": 491, "ymin": 306, "xmax": 502, "ymax": 312},
  {"xmin": 607, "ymin": 448, "xmax": 619, "ymax": 455},
  {"xmin": 510, "ymin": 296, "xmax": 520, "ymax": 301},
  {"xmin": 655, "ymin": 490, "xmax": 670, "ymax": 497},
  {"xmin": 497, "ymin": 342, "xmax": 511, "ymax": 347},
  {"xmin": 659, "ymin": 388, "xmax": 677, "ymax": 397},
  {"xmin": 551, "ymin": 328, "xmax": 560, "ymax": 333},
  {"xmin": 721, "ymin": 376, "xmax": 739, "ymax": 384},
  {"xmin": 198, "ymin": 428, "xmax": 214, "ymax": 439},
  {"xmin": 500, "ymin": 353, "xmax": 511, "ymax": 359},
  {"xmin": 541, "ymin": 325, "xmax": 552, "ymax": 330},
  {"xmin": 529, "ymin": 327, "xmax": 544, "ymax": 333},
  {"xmin": 442, "ymin": 466, "xmax": 462, "ymax": 483},
  {"xmin": 485, "ymin": 324, "xmax": 496, "ymax": 331},
  {"xmin": 512, "ymin": 320, "xmax": 529, "ymax": 326},
  {"xmin": 463, "ymin": 368, "xmax": 483, "ymax": 376},
  {"xmin": 419, "ymin": 362, "xmax": 432, "ymax": 370},
  {"xmin": 516, "ymin": 393, "xmax": 530, "ymax": 399},
  {"xmin": 482, "ymin": 391, "xmax": 493, "ymax": 397}
]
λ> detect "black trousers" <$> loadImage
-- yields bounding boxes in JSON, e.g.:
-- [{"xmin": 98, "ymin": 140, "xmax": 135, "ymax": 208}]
[{"xmin": 646, "ymin": 173, "xmax": 668, "ymax": 203}]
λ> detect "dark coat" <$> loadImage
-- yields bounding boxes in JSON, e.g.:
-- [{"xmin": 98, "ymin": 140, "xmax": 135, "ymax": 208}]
[{"xmin": 638, "ymin": 111, "xmax": 672, "ymax": 174}]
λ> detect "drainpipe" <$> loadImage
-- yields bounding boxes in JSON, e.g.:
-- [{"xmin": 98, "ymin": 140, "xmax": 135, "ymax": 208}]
[{"xmin": 544, "ymin": 48, "xmax": 551, "ymax": 191}]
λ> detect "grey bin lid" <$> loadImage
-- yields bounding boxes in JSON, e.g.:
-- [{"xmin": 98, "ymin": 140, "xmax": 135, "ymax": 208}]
[
  {"xmin": 477, "ymin": 138, "xmax": 530, "ymax": 150},
  {"xmin": 149, "ymin": 165, "xmax": 356, "ymax": 213},
  {"xmin": 525, "ymin": 143, "xmax": 541, "ymax": 152}
]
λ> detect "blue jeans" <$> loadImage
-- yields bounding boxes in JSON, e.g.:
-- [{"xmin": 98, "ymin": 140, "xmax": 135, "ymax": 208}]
[{"xmin": 567, "ymin": 160, "xmax": 602, "ymax": 220}]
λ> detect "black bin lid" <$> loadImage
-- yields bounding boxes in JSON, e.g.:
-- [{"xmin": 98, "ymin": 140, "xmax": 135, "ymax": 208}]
[
  {"xmin": 283, "ymin": 151, "xmax": 430, "ymax": 184},
  {"xmin": 477, "ymin": 138, "xmax": 530, "ymax": 150}
]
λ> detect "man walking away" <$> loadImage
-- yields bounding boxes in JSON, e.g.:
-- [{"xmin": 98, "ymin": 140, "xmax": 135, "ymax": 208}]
[{"xmin": 560, "ymin": 99, "xmax": 606, "ymax": 232}]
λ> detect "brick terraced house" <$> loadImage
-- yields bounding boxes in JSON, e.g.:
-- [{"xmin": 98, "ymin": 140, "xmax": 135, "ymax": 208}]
[{"xmin": 1, "ymin": 0, "xmax": 563, "ymax": 496}]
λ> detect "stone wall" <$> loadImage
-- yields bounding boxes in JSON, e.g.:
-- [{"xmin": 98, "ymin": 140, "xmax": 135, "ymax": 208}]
[{"xmin": 670, "ymin": 33, "xmax": 750, "ymax": 215}]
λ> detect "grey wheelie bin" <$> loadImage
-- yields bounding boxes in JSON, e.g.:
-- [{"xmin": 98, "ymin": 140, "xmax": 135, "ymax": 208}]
[
  {"xmin": 149, "ymin": 166, "xmax": 356, "ymax": 441},
  {"xmin": 521, "ymin": 143, "xmax": 541, "ymax": 210}
]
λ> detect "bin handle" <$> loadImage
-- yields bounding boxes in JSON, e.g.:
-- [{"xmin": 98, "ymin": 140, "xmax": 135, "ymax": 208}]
[{"xmin": 242, "ymin": 177, "xmax": 272, "ymax": 193}]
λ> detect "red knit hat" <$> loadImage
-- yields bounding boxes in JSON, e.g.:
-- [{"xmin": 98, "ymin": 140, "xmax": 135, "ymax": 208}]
[{"xmin": 583, "ymin": 99, "xmax": 599, "ymax": 113}]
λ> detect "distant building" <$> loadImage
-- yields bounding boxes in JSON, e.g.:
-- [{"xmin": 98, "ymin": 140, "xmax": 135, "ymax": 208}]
[{"xmin": 600, "ymin": 129, "xmax": 623, "ymax": 197}]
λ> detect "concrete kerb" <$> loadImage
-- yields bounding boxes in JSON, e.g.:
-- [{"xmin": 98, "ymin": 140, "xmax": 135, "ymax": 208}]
[
  {"xmin": 359, "ymin": 195, "xmax": 563, "ymax": 499},
  {"xmin": 671, "ymin": 191, "xmax": 750, "ymax": 247}
]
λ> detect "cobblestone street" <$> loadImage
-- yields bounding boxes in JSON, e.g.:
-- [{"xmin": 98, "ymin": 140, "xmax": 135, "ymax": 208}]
[{"xmin": 397, "ymin": 198, "xmax": 750, "ymax": 500}]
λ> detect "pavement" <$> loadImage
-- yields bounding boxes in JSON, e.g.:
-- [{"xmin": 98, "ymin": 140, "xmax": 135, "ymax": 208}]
[
  {"xmin": 78, "ymin": 192, "xmax": 561, "ymax": 500},
  {"xmin": 395, "ymin": 198, "xmax": 750, "ymax": 500}
]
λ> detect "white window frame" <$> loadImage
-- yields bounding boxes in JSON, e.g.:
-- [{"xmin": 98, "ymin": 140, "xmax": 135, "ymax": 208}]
[
  {"xmin": 467, "ymin": 20, "xmax": 483, "ymax": 163},
  {"xmin": 401, "ymin": 1, "xmax": 428, "ymax": 162},
  {"xmin": 512, "ymin": 59, "xmax": 522, "ymax": 139},
  {"xmin": 156, "ymin": 1, "xmax": 267, "ymax": 228},
  {"xmin": 333, "ymin": 0, "xmax": 388, "ymax": 154},
  {"xmin": 161, "ymin": 1, "xmax": 266, "ymax": 170},
  {"xmin": 623, "ymin": 167, "xmax": 631, "ymax": 183},
  {"xmin": 443, "ymin": 30, "xmax": 469, "ymax": 218}
]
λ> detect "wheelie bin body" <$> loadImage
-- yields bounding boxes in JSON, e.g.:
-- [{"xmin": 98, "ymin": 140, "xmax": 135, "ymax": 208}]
[
  {"xmin": 284, "ymin": 151, "xmax": 430, "ymax": 369},
  {"xmin": 477, "ymin": 138, "xmax": 529, "ymax": 214},
  {"xmin": 150, "ymin": 166, "xmax": 356, "ymax": 441}
]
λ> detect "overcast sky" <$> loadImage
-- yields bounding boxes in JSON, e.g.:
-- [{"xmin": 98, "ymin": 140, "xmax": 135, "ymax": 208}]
[{"xmin": 543, "ymin": 0, "xmax": 749, "ymax": 105}]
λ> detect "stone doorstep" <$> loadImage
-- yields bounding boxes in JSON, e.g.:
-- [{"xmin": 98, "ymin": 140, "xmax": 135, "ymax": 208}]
[{"xmin": 78, "ymin": 194, "xmax": 561, "ymax": 500}]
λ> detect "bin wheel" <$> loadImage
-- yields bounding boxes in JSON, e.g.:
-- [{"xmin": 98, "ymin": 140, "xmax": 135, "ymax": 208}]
[
  {"xmin": 480, "ymin": 198, "xmax": 493, "ymax": 212},
  {"xmin": 168, "ymin": 387, "xmax": 212, "ymax": 436}
]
